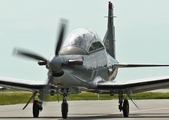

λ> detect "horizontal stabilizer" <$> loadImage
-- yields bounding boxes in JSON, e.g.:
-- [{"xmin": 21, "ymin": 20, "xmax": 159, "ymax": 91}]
[{"xmin": 114, "ymin": 63, "xmax": 169, "ymax": 68}]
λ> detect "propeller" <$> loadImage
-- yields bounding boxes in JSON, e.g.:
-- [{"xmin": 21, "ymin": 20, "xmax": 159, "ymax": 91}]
[
  {"xmin": 13, "ymin": 19, "xmax": 67, "ymax": 68},
  {"xmin": 14, "ymin": 19, "xmax": 83, "ymax": 107},
  {"xmin": 13, "ymin": 48, "xmax": 48, "ymax": 66},
  {"xmin": 13, "ymin": 48, "xmax": 47, "ymax": 61},
  {"xmin": 13, "ymin": 19, "xmax": 67, "ymax": 103},
  {"xmin": 55, "ymin": 19, "xmax": 66, "ymax": 55}
]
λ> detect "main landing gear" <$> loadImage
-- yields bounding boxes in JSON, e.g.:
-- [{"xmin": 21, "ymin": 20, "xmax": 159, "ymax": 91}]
[
  {"xmin": 33, "ymin": 100, "xmax": 43, "ymax": 117},
  {"xmin": 22, "ymin": 88, "xmax": 69, "ymax": 119},
  {"xmin": 118, "ymin": 93, "xmax": 129, "ymax": 117},
  {"xmin": 32, "ymin": 91, "xmax": 43, "ymax": 118},
  {"xmin": 22, "ymin": 91, "xmax": 43, "ymax": 118},
  {"xmin": 61, "ymin": 88, "xmax": 69, "ymax": 119},
  {"xmin": 24, "ymin": 89, "xmax": 69, "ymax": 119}
]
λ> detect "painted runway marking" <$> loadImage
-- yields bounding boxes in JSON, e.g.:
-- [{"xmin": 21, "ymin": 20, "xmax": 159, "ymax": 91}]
[{"xmin": 130, "ymin": 106, "xmax": 169, "ymax": 113}]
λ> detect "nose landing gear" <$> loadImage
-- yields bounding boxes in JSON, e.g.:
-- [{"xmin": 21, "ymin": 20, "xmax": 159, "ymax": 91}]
[
  {"xmin": 61, "ymin": 88, "xmax": 69, "ymax": 119},
  {"xmin": 62, "ymin": 101, "xmax": 68, "ymax": 119}
]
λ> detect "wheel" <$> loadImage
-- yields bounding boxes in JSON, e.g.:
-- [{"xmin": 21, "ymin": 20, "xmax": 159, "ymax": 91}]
[
  {"xmin": 123, "ymin": 99, "xmax": 129, "ymax": 117},
  {"xmin": 61, "ymin": 102, "xmax": 68, "ymax": 119},
  {"xmin": 33, "ymin": 100, "xmax": 39, "ymax": 118}
]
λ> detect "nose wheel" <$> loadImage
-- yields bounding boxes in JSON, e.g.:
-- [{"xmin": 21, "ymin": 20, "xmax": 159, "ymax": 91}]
[
  {"xmin": 61, "ymin": 88, "xmax": 69, "ymax": 119},
  {"xmin": 62, "ymin": 102, "xmax": 68, "ymax": 119}
]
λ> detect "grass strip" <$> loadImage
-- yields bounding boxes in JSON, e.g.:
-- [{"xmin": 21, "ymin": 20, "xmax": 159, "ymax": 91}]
[{"xmin": 0, "ymin": 90, "xmax": 169, "ymax": 105}]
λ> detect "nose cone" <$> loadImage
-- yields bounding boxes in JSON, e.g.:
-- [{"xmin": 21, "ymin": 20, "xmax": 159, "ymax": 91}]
[{"xmin": 49, "ymin": 55, "xmax": 63, "ymax": 72}]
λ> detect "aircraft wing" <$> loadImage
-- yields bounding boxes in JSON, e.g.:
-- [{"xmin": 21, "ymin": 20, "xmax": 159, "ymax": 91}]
[
  {"xmin": 97, "ymin": 76, "xmax": 169, "ymax": 94},
  {"xmin": 0, "ymin": 77, "xmax": 47, "ymax": 91},
  {"xmin": 114, "ymin": 63, "xmax": 169, "ymax": 68}
]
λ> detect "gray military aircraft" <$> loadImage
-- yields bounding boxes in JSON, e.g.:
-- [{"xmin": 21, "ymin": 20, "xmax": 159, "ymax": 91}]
[{"xmin": 1, "ymin": 1, "xmax": 169, "ymax": 119}]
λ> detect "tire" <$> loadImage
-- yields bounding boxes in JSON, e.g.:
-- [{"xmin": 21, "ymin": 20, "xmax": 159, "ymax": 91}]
[
  {"xmin": 61, "ymin": 102, "xmax": 68, "ymax": 119},
  {"xmin": 33, "ymin": 100, "xmax": 39, "ymax": 118},
  {"xmin": 123, "ymin": 100, "xmax": 129, "ymax": 117}
]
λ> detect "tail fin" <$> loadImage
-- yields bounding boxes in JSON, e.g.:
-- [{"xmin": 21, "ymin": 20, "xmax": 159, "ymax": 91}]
[{"xmin": 103, "ymin": 2, "xmax": 116, "ymax": 58}]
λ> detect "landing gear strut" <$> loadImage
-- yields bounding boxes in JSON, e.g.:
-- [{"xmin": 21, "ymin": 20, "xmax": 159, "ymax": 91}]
[
  {"xmin": 61, "ymin": 88, "xmax": 69, "ymax": 119},
  {"xmin": 118, "ymin": 92, "xmax": 129, "ymax": 117},
  {"xmin": 32, "ymin": 90, "xmax": 43, "ymax": 118}
]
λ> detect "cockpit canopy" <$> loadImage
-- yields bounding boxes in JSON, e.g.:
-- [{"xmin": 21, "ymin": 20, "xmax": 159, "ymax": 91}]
[{"xmin": 59, "ymin": 28, "xmax": 104, "ymax": 55}]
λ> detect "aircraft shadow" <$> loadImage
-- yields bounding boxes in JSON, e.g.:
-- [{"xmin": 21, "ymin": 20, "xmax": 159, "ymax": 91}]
[
  {"xmin": 0, "ymin": 113, "xmax": 168, "ymax": 119},
  {"xmin": 68, "ymin": 113, "xmax": 169, "ymax": 119},
  {"xmin": 129, "ymin": 113, "xmax": 169, "ymax": 118}
]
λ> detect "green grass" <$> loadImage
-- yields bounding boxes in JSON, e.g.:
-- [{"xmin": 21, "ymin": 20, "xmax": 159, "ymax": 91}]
[
  {"xmin": 0, "ymin": 89, "xmax": 169, "ymax": 105},
  {"xmin": 68, "ymin": 92, "xmax": 169, "ymax": 100}
]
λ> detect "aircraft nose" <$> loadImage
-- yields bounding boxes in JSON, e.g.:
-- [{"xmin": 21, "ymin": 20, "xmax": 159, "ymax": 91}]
[{"xmin": 49, "ymin": 56, "xmax": 63, "ymax": 72}]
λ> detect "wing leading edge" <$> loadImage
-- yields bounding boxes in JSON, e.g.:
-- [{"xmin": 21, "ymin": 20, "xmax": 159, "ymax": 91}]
[
  {"xmin": 114, "ymin": 63, "xmax": 169, "ymax": 68},
  {"xmin": 0, "ymin": 77, "xmax": 47, "ymax": 91},
  {"xmin": 97, "ymin": 76, "xmax": 169, "ymax": 94}
]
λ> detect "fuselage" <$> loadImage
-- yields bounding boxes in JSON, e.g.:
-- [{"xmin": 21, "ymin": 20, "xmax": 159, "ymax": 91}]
[{"xmin": 49, "ymin": 28, "xmax": 118, "ymax": 89}]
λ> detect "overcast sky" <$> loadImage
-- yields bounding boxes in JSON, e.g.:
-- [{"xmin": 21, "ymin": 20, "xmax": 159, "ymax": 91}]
[{"xmin": 0, "ymin": 0, "xmax": 169, "ymax": 82}]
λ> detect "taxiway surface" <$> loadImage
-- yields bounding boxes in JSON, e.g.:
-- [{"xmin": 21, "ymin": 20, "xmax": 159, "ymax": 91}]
[{"xmin": 0, "ymin": 100, "xmax": 169, "ymax": 120}]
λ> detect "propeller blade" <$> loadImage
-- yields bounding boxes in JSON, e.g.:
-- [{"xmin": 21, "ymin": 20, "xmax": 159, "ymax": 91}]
[
  {"xmin": 13, "ymin": 48, "xmax": 47, "ymax": 62},
  {"xmin": 55, "ymin": 20, "xmax": 67, "ymax": 55}
]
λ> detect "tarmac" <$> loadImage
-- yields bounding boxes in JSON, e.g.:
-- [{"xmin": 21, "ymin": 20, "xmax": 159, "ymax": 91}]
[{"xmin": 0, "ymin": 100, "xmax": 169, "ymax": 120}]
